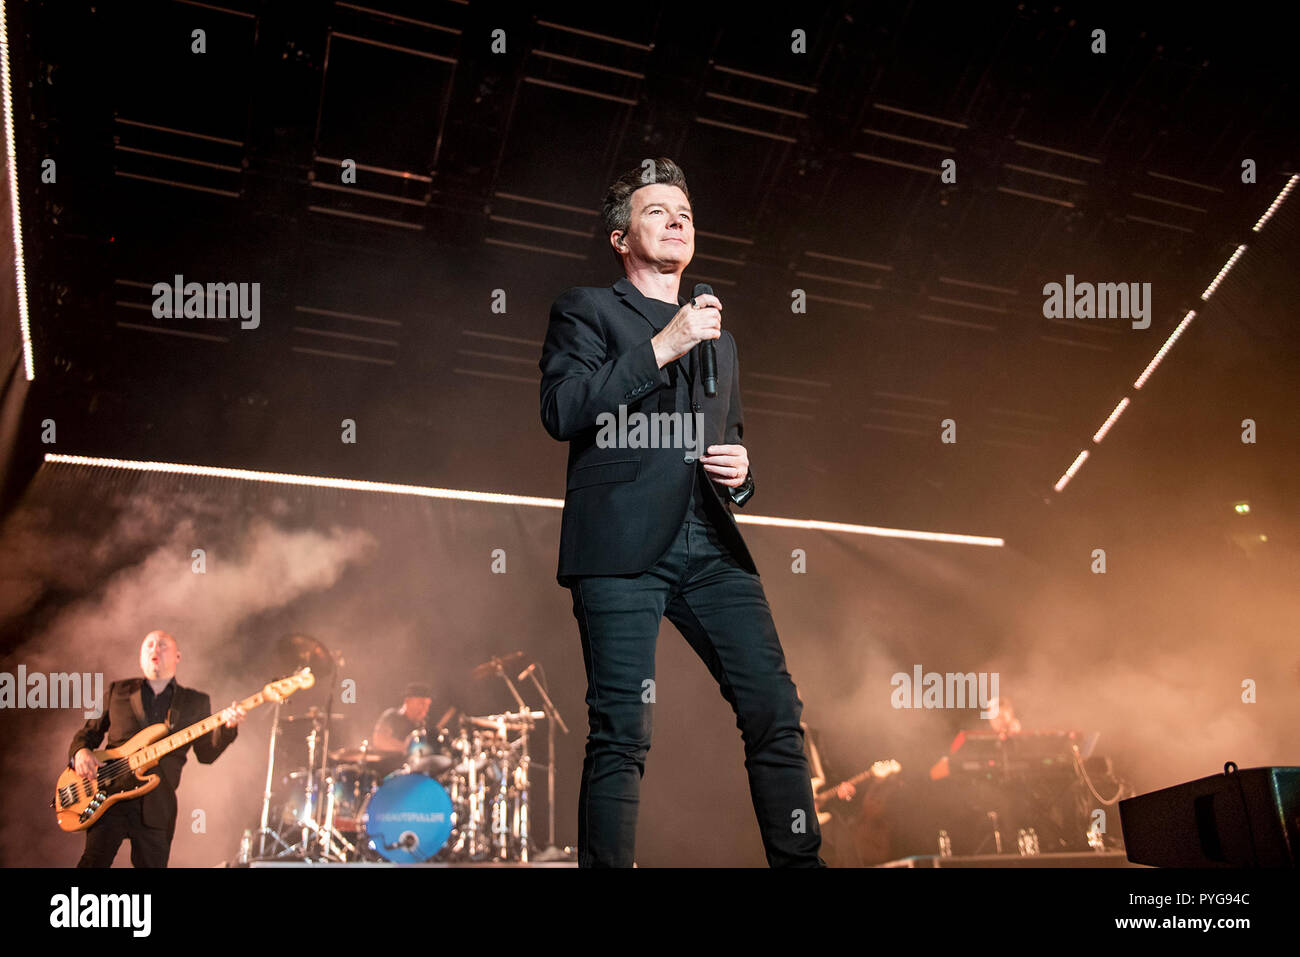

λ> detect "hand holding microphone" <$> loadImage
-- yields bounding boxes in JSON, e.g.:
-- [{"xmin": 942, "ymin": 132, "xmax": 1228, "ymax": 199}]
[{"xmin": 650, "ymin": 289, "xmax": 721, "ymax": 375}]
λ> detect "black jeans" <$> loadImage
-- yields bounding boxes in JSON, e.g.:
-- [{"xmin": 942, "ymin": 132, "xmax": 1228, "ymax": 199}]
[
  {"xmin": 77, "ymin": 797, "xmax": 173, "ymax": 868},
  {"xmin": 568, "ymin": 513, "xmax": 825, "ymax": 867}
]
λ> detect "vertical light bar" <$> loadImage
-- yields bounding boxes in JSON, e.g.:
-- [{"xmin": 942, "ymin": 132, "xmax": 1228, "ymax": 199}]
[
  {"xmin": 1092, "ymin": 397, "xmax": 1130, "ymax": 443},
  {"xmin": 1053, "ymin": 449, "xmax": 1090, "ymax": 493},
  {"xmin": 0, "ymin": 0, "xmax": 33, "ymax": 381}
]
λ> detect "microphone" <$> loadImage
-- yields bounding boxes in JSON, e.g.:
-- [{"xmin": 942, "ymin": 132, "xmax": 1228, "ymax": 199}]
[
  {"xmin": 517, "ymin": 662, "xmax": 538, "ymax": 682},
  {"xmin": 385, "ymin": 831, "xmax": 419, "ymax": 851},
  {"xmin": 693, "ymin": 282, "xmax": 718, "ymax": 397}
]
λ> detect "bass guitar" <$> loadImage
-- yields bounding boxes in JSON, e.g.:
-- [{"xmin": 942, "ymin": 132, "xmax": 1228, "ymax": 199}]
[{"xmin": 53, "ymin": 669, "xmax": 314, "ymax": 832}]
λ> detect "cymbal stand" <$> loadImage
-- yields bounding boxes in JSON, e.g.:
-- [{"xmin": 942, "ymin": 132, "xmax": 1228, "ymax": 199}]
[
  {"xmin": 522, "ymin": 666, "xmax": 568, "ymax": 853},
  {"xmin": 253, "ymin": 699, "xmax": 291, "ymax": 859},
  {"xmin": 301, "ymin": 727, "xmax": 320, "ymax": 854},
  {"xmin": 510, "ymin": 718, "xmax": 533, "ymax": 861},
  {"xmin": 318, "ymin": 768, "xmax": 358, "ymax": 861},
  {"xmin": 487, "ymin": 717, "xmax": 511, "ymax": 860}
]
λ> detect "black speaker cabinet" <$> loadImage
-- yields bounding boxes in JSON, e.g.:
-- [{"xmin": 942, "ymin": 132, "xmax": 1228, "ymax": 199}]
[{"xmin": 1119, "ymin": 766, "xmax": 1299, "ymax": 867}]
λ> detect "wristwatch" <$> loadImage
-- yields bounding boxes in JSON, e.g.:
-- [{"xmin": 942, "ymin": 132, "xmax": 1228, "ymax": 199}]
[{"xmin": 727, "ymin": 472, "xmax": 755, "ymax": 507}]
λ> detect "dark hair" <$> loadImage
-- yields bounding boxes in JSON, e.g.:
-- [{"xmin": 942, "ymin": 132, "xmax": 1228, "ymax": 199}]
[{"xmin": 601, "ymin": 157, "xmax": 691, "ymax": 266}]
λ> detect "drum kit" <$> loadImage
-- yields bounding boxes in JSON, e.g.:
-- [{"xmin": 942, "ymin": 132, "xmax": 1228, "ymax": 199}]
[{"xmin": 241, "ymin": 636, "xmax": 570, "ymax": 864}]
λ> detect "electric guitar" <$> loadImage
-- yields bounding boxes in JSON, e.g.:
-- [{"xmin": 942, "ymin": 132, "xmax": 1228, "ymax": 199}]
[
  {"xmin": 53, "ymin": 669, "xmax": 314, "ymax": 832},
  {"xmin": 813, "ymin": 758, "xmax": 901, "ymax": 826}
]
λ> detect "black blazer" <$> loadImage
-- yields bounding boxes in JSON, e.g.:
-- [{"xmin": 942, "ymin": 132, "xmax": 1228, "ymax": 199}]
[
  {"xmin": 68, "ymin": 677, "xmax": 238, "ymax": 831},
  {"xmin": 540, "ymin": 277, "xmax": 757, "ymax": 581}
]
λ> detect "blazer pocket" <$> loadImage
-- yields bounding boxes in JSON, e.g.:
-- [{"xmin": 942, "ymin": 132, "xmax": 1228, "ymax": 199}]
[{"xmin": 567, "ymin": 458, "xmax": 639, "ymax": 490}]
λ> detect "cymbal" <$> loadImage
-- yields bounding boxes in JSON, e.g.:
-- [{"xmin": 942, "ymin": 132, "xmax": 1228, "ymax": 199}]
[
  {"xmin": 466, "ymin": 710, "xmax": 545, "ymax": 730},
  {"xmin": 276, "ymin": 633, "xmax": 337, "ymax": 678},
  {"xmin": 329, "ymin": 748, "xmax": 392, "ymax": 764},
  {"xmin": 471, "ymin": 651, "xmax": 524, "ymax": 680}
]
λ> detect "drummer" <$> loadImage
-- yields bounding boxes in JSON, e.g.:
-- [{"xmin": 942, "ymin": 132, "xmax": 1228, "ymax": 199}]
[{"xmin": 371, "ymin": 682, "xmax": 435, "ymax": 754}]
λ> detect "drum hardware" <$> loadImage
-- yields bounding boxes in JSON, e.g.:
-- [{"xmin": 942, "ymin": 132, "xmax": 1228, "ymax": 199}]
[
  {"xmin": 248, "ymin": 634, "xmax": 347, "ymax": 863},
  {"xmin": 243, "ymin": 649, "xmax": 574, "ymax": 864},
  {"xmin": 328, "ymin": 748, "xmax": 387, "ymax": 764},
  {"xmin": 403, "ymin": 727, "xmax": 455, "ymax": 777},
  {"xmin": 470, "ymin": 651, "xmax": 525, "ymax": 681},
  {"xmin": 283, "ymin": 707, "xmax": 345, "ymax": 723},
  {"xmin": 273, "ymin": 727, "xmax": 356, "ymax": 861},
  {"xmin": 360, "ymin": 772, "xmax": 454, "ymax": 863},
  {"xmin": 516, "ymin": 663, "xmax": 569, "ymax": 859}
]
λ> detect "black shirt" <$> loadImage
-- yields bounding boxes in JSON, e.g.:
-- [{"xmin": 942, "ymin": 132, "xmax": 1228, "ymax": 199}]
[
  {"xmin": 374, "ymin": 706, "xmax": 418, "ymax": 745},
  {"xmin": 638, "ymin": 294, "xmax": 716, "ymax": 528},
  {"xmin": 141, "ymin": 677, "xmax": 176, "ymax": 727}
]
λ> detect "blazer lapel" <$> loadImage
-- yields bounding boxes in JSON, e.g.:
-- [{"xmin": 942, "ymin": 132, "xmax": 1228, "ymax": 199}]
[
  {"xmin": 613, "ymin": 277, "xmax": 665, "ymax": 331},
  {"xmin": 612, "ymin": 277, "xmax": 692, "ymax": 380}
]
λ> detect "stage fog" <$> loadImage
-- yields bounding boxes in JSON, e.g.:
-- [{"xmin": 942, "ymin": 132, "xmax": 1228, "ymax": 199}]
[{"xmin": 1, "ymin": 459, "xmax": 1296, "ymax": 866}]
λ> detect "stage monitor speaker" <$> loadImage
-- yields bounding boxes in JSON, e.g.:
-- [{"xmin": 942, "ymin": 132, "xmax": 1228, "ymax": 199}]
[{"xmin": 1119, "ymin": 765, "xmax": 1299, "ymax": 867}]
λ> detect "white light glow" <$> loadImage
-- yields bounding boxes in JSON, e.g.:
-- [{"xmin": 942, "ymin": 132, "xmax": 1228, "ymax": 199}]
[{"xmin": 43, "ymin": 453, "xmax": 1005, "ymax": 547}]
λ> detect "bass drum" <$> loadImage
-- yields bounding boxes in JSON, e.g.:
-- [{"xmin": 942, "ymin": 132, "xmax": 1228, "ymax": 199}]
[{"xmin": 360, "ymin": 772, "xmax": 454, "ymax": 863}]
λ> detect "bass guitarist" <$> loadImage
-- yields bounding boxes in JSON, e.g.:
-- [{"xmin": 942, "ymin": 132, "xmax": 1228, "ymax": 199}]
[{"xmin": 67, "ymin": 630, "xmax": 245, "ymax": 867}]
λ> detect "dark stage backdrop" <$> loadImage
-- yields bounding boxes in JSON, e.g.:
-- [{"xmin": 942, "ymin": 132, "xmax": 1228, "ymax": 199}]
[{"xmin": 1, "ymin": 460, "xmax": 1297, "ymax": 866}]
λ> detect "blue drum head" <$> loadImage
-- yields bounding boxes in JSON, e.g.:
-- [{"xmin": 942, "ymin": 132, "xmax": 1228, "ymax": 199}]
[{"xmin": 361, "ymin": 772, "xmax": 453, "ymax": 863}]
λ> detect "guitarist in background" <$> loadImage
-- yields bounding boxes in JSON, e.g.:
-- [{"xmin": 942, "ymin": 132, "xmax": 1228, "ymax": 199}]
[
  {"xmin": 804, "ymin": 720, "xmax": 903, "ymax": 866},
  {"xmin": 67, "ymin": 630, "xmax": 245, "ymax": 867},
  {"xmin": 803, "ymin": 721, "xmax": 858, "ymax": 866}
]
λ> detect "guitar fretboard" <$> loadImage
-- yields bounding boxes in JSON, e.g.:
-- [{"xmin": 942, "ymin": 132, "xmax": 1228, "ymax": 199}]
[{"xmin": 127, "ymin": 691, "xmax": 264, "ymax": 770}]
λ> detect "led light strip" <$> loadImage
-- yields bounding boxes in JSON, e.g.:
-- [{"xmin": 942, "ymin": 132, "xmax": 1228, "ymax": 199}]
[
  {"xmin": 734, "ymin": 513, "xmax": 1002, "ymax": 547},
  {"xmin": 0, "ymin": 1, "xmax": 33, "ymax": 381},
  {"xmin": 1200, "ymin": 244, "xmax": 1248, "ymax": 301},
  {"xmin": 43, "ymin": 453, "xmax": 568, "ymax": 508},
  {"xmin": 1091, "ymin": 397, "xmax": 1130, "ymax": 444},
  {"xmin": 43, "ymin": 453, "xmax": 1004, "ymax": 547},
  {"xmin": 1133, "ymin": 309, "xmax": 1196, "ymax": 390},
  {"xmin": 1252, "ymin": 174, "xmax": 1297, "ymax": 232},
  {"xmin": 1055, "ymin": 173, "xmax": 1296, "ymax": 493},
  {"xmin": 1053, "ymin": 449, "xmax": 1089, "ymax": 493}
]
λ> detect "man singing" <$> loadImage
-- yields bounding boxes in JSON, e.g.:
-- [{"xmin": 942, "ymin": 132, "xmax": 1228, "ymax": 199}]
[
  {"xmin": 68, "ymin": 629, "xmax": 244, "ymax": 867},
  {"xmin": 539, "ymin": 157, "xmax": 824, "ymax": 867}
]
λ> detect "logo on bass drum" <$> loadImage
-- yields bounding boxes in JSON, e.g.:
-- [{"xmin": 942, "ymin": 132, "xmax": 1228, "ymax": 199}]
[{"xmin": 376, "ymin": 811, "xmax": 446, "ymax": 823}]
